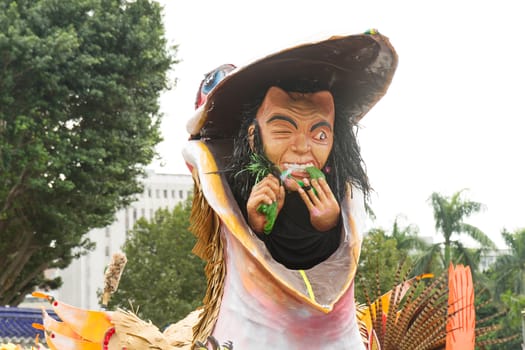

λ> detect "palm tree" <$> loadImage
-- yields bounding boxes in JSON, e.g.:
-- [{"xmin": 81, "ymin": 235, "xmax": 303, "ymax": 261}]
[
  {"xmin": 475, "ymin": 228, "xmax": 525, "ymax": 349},
  {"xmin": 428, "ymin": 189, "xmax": 496, "ymax": 270},
  {"xmin": 492, "ymin": 228, "xmax": 525, "ymax": 297},
  {"xmin": 390, "ymin": 215, "xmax": 429, "ymax": 254}
]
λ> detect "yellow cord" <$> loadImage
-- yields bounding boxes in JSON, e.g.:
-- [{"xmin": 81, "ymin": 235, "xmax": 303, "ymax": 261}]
[{"xmin": 299, "ymin": 269, "xmax": 316, "ymax": 302}]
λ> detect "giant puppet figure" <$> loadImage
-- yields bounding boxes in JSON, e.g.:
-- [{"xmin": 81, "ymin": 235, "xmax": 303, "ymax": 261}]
[
  {"xmin": 182, "ymin": 29, "xmax": 396, "ymax": 349},
  {"xmin": 34, "ymin": 30, "xmax": 479, "ymax": 350}
]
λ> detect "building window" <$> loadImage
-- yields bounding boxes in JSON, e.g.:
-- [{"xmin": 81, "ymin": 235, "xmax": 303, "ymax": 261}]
[
  {"xmin": 141, "ymin": 208, "xmax": 145, "ymax": 218},
  {"xmin": 156, "ymin": 189, "xmax": 160, "ymax": 198},
  {"xmin": 179, "ymin": 190, "xmax": 183, "ymax": 199},
  {"xmin": 163, "ymin": 189, "xmax": 168, "ymax": 198},
  {"xmin": 105, "ymin": 246, "xmax": 110, "ymax": 257},
  {"xmin": 148, "ymin": 188, "xmax": 152, "ymax": 197},
  {"xmin": 172, "ymin": 190, "xmax": 175, "ymax": 198},
  {"xmin": 133, "ymin": 208, "xmax": 137, "ymax": 221},
  {"xmin": 187, "ymin": 190, "xmax": 192, "ymax": 198}
]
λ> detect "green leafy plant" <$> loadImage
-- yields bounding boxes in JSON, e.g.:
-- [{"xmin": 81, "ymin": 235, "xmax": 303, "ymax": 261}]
[{"xmin": 237, "ymin": 153, "xmax": 279, "ymax": 234}]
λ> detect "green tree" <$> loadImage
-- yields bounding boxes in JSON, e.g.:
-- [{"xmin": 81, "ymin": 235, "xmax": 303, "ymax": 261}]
[
  {"xmin": 109, "ymin": 198, "xmax": 206, "ymax": 329},
  {"xmin": 492, "ymin": 228, "xmax": 525, "ymax": 296},
  {"xmin": 0, "ymin": 0, "xmax": 175, "ymax": 305},
  {"xmin": 356, "ymin": 216, "xmax": 431, "ymax": 303},
  {"xmin": 475, "ymin": 229, "xmax": 525, "ymax": 349},
  {"xmin": 474, "ymin": 287, "xmax": 524, "ymax": 349},
  {"xmin": 356, "ymin": 228, "xmax": 413, "ymax": 303},
  {"xmin": 425, "ymin": 190, "xmax": 496, "ymax": 271},
  {"xmin": 390, "ymin": 215, "xmax": 429, "ymax": 255}
]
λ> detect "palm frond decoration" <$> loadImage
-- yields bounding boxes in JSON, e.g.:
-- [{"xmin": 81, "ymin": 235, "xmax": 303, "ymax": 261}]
[
  {"xmin": 357, "ymin": 262, "xmax": 517, "ymax": 350},
  {"xmin": 357, "ymin": 265, "xmax": 446, "ymax": 350}
]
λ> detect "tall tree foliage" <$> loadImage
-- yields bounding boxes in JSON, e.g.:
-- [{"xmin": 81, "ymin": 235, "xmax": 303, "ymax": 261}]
[
  {"xmin": 480, "ymin": 228, "xmax": 525, "ymax": 349},
  {"xmin": 108, "ymin": 199, "xmax": 206, "ymax": 329},
  {"xmin": 491, "ymin": 228, "xmax": 525, "ymax": 297},
  {"xmin": 423, "ymin": 190, "xmax": 496, "ymax": 271},
  {"xmin": 356, "ymin": 228, "xmax": 414, "ymax": 303},
  {"xmin": 0, "ymin": 0, "xmax": 175, "ymax": 305},
  {"xmin": 389, "ymin": 215, "xmax": 429, "ymax": 254}
]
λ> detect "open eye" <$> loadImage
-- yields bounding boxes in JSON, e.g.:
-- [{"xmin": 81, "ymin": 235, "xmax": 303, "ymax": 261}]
[{"xmin": 314, "ymin": 130, "xmax": 328, "ymax": 141}]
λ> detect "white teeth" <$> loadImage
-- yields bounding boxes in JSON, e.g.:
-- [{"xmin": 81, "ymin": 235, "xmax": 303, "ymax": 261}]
[{"xmin": 284, "ymin": 162, "xmax": 314, "ymax": 171}]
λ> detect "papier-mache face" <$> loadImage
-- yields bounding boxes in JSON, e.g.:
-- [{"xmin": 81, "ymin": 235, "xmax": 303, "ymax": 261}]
[{"xmin": 250, "ymin": 86, "xmax": 335, "ymax": 187}]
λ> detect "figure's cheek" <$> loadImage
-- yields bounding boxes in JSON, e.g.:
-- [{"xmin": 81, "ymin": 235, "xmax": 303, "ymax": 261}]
[
  {"xmin": 315, "ymin": 146, "xmax": 333, "ymax": 167},
  {"xmin": 263, "ymin": 146, "xmax": 283, "ymax": 165},
  {"xmin": 264, "ymin": 151, "xmax": 279, "ymax": 165}
]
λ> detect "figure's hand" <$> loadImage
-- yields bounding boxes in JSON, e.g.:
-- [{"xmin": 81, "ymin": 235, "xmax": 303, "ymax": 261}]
[
  {"xmin": 295, "ymin": 177, "xmax": 340, "ymax": 231},
  {"xmin": 246, "ymin": 174, "xmax": 285, "ymax": 234}
]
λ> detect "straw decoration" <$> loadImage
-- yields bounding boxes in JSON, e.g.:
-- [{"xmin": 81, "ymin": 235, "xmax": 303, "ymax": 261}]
[{"xmin": 102, "ymin": 252, "xmax": 128, "ymax": 306}]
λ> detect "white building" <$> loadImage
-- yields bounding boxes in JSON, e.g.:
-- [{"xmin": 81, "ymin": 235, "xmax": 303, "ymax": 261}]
[
  {"xmin": 479, "ymin": 248, "xmax": 512, "ymax": 272},
  {"xmin": 54, "ymin": 169, "xmax": 194, "ymax": 309}
]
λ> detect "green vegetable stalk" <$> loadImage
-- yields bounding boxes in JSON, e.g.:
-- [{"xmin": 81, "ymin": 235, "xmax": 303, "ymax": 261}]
[
  {"xmin": 257, "ymin": 201, "xmax": 278, "ymax": 234},
  {"xmin": 305, "ymin": 166, "xmax": 326, "ymax": 181}
]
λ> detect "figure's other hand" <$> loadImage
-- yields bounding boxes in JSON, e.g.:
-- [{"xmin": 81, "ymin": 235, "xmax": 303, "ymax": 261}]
[
  {"xmin": 296, "ymin": 177, "xmax": 340, "ymax": 232},
  {"xmin": 246, "ymin": 174, "xmax": 285, "ymax": 234}
]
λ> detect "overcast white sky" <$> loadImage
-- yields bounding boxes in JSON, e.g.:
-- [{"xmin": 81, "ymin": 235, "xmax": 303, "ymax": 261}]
[{"xmin": 151, "ymin": 0, "xmax": 525, "ymax": 248}]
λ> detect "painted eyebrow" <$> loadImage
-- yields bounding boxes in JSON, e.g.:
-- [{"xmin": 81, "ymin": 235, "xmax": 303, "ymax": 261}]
[
  {"xmin": 266, "ymin": 115, "xmax": 297, "ymax": 129},
  {"xmin": 310, "ymin": 121, "xmax": 333, "ymax": 131}
]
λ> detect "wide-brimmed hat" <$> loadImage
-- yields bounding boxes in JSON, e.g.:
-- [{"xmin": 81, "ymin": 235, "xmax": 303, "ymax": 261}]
[{"xmin": 186, "ymin": 29, "xmax": 398, "ymax": 140}]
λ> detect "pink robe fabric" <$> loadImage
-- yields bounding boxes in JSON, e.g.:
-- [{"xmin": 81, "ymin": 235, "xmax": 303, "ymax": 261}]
[{"xmin": 183, "ymin": 140, "xmax": 367, "ymax": 349}]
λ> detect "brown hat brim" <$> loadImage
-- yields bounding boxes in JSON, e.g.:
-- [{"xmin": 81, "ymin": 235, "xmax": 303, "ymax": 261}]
[{"xmin": 187, "ymin": 31, "xmax": 398, "ymax": 140}]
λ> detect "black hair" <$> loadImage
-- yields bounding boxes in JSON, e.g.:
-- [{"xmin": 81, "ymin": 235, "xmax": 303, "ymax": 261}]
[
  {"xmin": 226, "ymin": 96, "xmax": 268, "ymax": 209},
  {"xmin": 225, "ymin": 82, "xmax": 371, "ymax": 207}
]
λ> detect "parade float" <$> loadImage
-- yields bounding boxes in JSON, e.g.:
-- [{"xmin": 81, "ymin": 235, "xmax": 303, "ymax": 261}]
[{"xmin": 29, "ymin": 30, "xmax": 503, "ymax": 349}]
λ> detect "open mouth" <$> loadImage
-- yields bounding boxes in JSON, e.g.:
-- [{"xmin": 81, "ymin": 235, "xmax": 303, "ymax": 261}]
[{"xmin": 281, "ymin": 162, "xmax": 315, "ymax": 178}]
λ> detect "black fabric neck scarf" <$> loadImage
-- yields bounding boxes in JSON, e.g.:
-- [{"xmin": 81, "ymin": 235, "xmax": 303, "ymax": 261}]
[{"xmin": 256, "ymin": 192, "xmax": 341, "ymax": 270}]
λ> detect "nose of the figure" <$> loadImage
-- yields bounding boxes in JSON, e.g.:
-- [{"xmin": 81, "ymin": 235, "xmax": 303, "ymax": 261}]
[{"xmin": 291, "ymin": 133, "xmax": 311, "ymax": 153}]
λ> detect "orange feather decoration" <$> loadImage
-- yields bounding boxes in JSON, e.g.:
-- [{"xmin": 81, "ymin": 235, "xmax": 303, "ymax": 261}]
[{"xmin": 446, "ymin": 264, "xmax": 475, "ymax": 350}]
